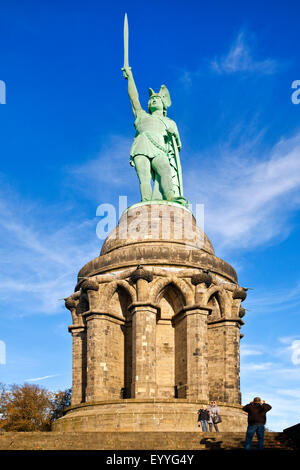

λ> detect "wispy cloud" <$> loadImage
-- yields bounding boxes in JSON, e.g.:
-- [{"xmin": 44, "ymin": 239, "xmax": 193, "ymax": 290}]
[
  {"xmin": 25, "ymin": 374, "xmax": 60, "ymax": 382},
  {"xmin": 240, "ymin": 346, "xmax": 263, "ymax": 357},
  {"xmin": 241, "ymin": 337, "xmax": 300, "ymax": 430},
  {"xmin": 243, "ymin": 283, "xmax": 300, "ymax": 326},
  {"xmin": 242, "ymin": 362, "xmax": 273, "ymax": 371},
  {"xmin": 276, "ymin": 389, "xmax": 300, "ymax": 399},
  {"xmin": 68, "ymin": 135, "xmax": 135, "ymax": 202},
  {"xmin": 0, "ymin": 181, "xmax": 98, "ymax": 317},
  {"xmin": 242, "ymin": 389, "xmax": 300, "ymax": 431},
  {"xmin": 66, "ymin": 127, "xmax": 300, "ymax": 259},
  {"xmin": 250, "ymin": 283, "xmax": 300, "ymax": 309},
  {"xmin": 186, "ymin": 130, "xmax": 300, "ymax": 255},
  {"xmin": 211, "ymin": 32, "xmax": 278, "ymax": 75}
]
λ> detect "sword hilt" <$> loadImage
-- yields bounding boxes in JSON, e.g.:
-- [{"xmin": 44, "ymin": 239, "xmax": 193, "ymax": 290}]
[{"xmin": 122, "ymin": 65, "xmax": 132, "ymax": 80}]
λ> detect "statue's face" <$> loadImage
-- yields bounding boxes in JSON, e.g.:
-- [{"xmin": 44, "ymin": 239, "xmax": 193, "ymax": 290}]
[{"xmin": 148, "ymin": 95, "xmax": 164, "ymax": 113}]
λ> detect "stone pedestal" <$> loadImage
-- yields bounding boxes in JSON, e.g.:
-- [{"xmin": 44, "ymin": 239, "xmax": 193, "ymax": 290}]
[{"xmin": 53, "ymin": 202, "xmax": 248, "ymax": 432}]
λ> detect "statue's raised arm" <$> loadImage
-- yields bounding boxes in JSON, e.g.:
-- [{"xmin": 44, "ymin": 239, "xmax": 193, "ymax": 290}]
[{"xmin": 122, "ymin": 65, "xmax": 142, "ymax": 117}]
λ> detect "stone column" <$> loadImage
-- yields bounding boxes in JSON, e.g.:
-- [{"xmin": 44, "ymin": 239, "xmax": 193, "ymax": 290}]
[
  {"xmin": 84, "ymin": 314, "xmax": 104, "ymax": 402},
  {"xmin": 68, "ymin": 325, "xmax": 86, "ymax": 405},
  {"xmin": 83, "ymin": 312, "xmax": 125, "ymax": 402},
  {"xmin": 208, "ymin": 318, "xmax": 243, "ymax": 404},
  {"xmin": 174, "ymin": 305, "xmax": 210, "ymax": 400},
  {"xmin": 129, "ymin": 302, "xmax": 157, "ymax": 398}
]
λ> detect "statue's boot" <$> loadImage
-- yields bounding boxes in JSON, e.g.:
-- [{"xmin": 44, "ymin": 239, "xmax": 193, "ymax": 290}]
[{"xmin": 166, "ymin": 190, "xmax": 175, "ymax": 201}]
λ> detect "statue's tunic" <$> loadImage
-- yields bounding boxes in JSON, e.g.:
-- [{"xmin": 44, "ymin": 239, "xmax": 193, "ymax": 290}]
[{"xmin": 130, "ymin": 110, "xmax": 177, "ymax": 165}]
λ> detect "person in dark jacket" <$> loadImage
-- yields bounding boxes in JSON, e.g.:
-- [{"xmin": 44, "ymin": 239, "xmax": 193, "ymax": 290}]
[
  {"xmin": 197, "ymin": 407, "xmax": 210, "ymax": 432},
  {"xmin": 242, "ymin": 397, "xmax": 272, "ymax": 450}
]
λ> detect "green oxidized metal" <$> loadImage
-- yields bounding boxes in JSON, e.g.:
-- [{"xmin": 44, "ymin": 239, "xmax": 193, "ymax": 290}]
[{"xmin": 122, "ymin": 14, "xmax": 188, "ymax": 208}]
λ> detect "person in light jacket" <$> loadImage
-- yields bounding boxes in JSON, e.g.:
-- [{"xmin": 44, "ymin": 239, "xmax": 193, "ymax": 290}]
[{"xmin": 208, "ymin": 401, "xmax": 221, "ymax": 432}]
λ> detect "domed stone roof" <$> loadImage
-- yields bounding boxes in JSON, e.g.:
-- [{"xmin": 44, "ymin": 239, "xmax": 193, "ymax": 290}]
[
  {"xmin": 77, "ymin": 203, "xmax": 238, "ymax": 283},
  {"xmin": 101, "ymin": 202, "xmax": 214, "ymax": 256}
]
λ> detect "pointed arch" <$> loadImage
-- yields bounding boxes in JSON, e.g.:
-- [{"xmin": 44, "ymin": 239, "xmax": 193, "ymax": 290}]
[
  {"xmin": 207, "ymin": 287, "xmax": 223, "ymax": 313},
  {"xmin": 151, "ymin": 277, "xmax": 193, "ymax": 399},
  {"xmin": 206, "ymin": 286, "xmax": 233, "ymax": 317},
  {"xmin": 103, "ymin": 280, "xmax": 136, "ymax": 305},
  {"xmin": 150, "ymin": 276, "xmax": 193, "ymax": 308}
]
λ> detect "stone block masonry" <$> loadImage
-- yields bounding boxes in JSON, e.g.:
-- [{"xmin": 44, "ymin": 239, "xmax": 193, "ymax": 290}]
[{"xmin": 54, "ymin": 203, "xmax": 247, "ymax": 432}]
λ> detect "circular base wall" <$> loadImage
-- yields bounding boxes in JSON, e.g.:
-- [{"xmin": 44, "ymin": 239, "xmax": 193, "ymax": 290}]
[{"xmin": 52, "ymin": 399, "xmax": 248, "ymax": 432}]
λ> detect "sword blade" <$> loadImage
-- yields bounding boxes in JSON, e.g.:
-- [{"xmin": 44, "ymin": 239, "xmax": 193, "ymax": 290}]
[
  {"xmin": 172, "ymin": 135, "xmax": 184, "ymax": 197},
  {"xmin": 123, "ymin": 13, "xmax": 129, "ymax": 67}
]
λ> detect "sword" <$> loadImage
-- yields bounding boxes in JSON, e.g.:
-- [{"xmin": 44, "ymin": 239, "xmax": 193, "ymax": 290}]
[
  {"xmin": 172, "ymin": 135, "xmax": 184, "ymax": 198},
  {"xmin": 123, "ymin": 13, "xmax": 129, "ymax": 69}
]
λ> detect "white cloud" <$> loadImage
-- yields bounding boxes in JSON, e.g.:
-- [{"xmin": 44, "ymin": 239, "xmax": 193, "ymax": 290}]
[
  {"xmin": 68, "ymin": 135, "xmax": 135, "ymax": 201},
  {"xmin": 242, "ymin": 389, "xmax": 300, "ymax": 431},
  {"xmin": 240, "ymin": 346, "xmax": 263, "ymax": 357},
  {"xmin": 211, "ymin": 32, "xmax": 277, "ymax": 75},
  {"xmin": 241, "ymin": 337, "xmax": 300, "ymax": 430},
  {"xmin": 279, "ymin": 336, "xmax": 300, "ymax": 345},
  {"xmin": 186, "ymin": 131, "xmax": 300, "ymax": 255},
  {"xmin": 251, "ymin": 284, "xmax": 300, "ymax": 309},
  {"xmin": 290, "ymin": 340, "xmax": 300, "ymax": 365},
  {"xmin": 25, "ymin": 374, "xmax": 60, "ymax": 382},
  {"xmin": 276, "ymin": 389, "xmax": 300, "ymax": 399},
  {"xmin": 243, "ymin": 284, "xmax": 300, "ymax": 325},
  {"xmin": 65, "ymin": 128, "xmax": 300, "ymax": 258},
  {"xmin": 66, "ymin": 127, "xmax": 300, "ymax": 260},
  {"xmin": 242, "ymin": 362, "xmax": 273, "ymax": 371},
  {"xmin": 0, "ymin": 183, "xmax": 98, "ymax": 317}
]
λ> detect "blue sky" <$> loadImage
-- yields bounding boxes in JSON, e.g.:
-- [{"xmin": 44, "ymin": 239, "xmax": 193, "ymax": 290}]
[{"xmin": 0, "ymin": 0, "xmax": 300, "ymax": 431}]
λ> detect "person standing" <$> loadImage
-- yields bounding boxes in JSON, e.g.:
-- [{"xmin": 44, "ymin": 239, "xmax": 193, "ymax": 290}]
[
  {"xmin": 242, "ymin": 397, "xmax": 272, "ymax": 450},
  {"xmin": 197, "ymin": 407, "xmax": 210, "ymax": 432},
  {"xmin": 208, "ymin": 401, "xmax": 221, "ymax": 432}
]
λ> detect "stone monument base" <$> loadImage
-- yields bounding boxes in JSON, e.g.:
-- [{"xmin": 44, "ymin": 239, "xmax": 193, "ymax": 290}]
[
  {"xmin": 52, "ymin": 400, "xmax": 247, "ymax": 432},
  {"xmin": 59, "ymin": 202, "xmax": 248, "ymax": 435}
]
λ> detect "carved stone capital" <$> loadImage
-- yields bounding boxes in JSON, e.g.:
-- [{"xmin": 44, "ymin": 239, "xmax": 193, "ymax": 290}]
[
  {"xmin": 239, "ymin": 306, "xmax": 246, "ymax": 318},
  {"xmin": 65, "ymin": 297, "xmax": 77, "ymax": 310},
  {"xmin": 68, "ymin": 325, "xmax": 85, "ymax": 334},
  {"xmin": 128, "ymin": 301, "xmax": 158, "ymax": 313},
  {"xmin": 191, "ymin": 271, "xmax": 213, "ymax": 287},
  {"xmin": 233, "ymin": 287, "xmax": 247, "ymax": 301},
  {"xmin": 82, "ymin": 310, "xmax": 125, "ymax": 325},
  {"xmin": 129, "ymin": 265, "xmax": 154, "ymax": 283},
  {"xmin": 81, "ymin": 279, "xmax": 99, "ymax": 292},
  {"xmin": 172, "ymin": 304, "xmax": 212, "ymax": 325},
  {"xmin": 208, "ymin": 317, "xmax": 245, "ymax": 326},
  {"xmin": 181, "ymin": 304, "xmax": 212, "ymax": 314}
]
